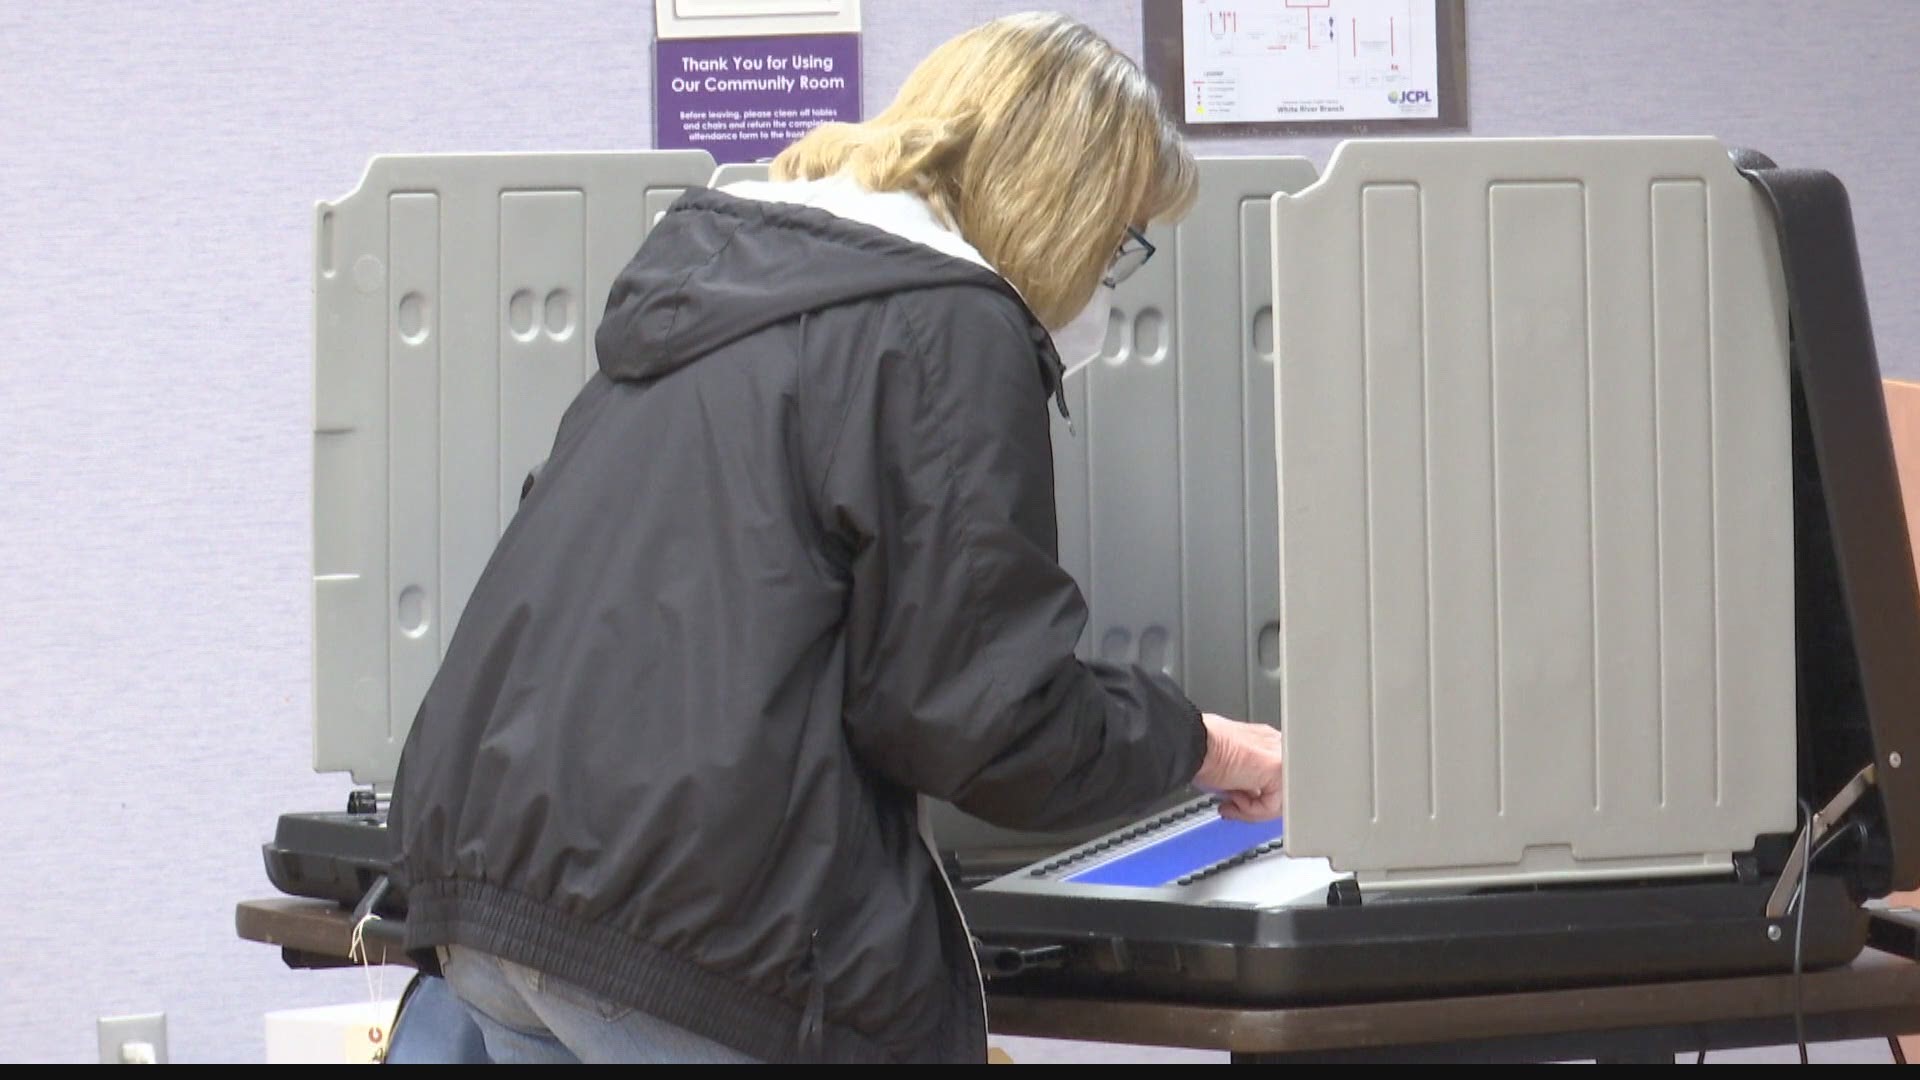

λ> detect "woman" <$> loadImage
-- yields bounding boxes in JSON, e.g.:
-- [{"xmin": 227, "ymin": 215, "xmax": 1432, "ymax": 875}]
[{"xmin": 389, "ymin": 11, "xmax": 1286, "ymax": 1065}]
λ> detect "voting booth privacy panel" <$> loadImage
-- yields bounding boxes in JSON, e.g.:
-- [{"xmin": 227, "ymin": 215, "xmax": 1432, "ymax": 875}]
[
  {"xmin": 1273, "ymin": 137, "xmax": 1797, "ymax": 889},
  {"xmin": 311, "ymin": 150, "xmax": 716, "ymax": 785},
  {"xmin": 275, "ymin": 137, "xmax": 1920, "ymax": 1005},
  {"xmin": 300, "ymin": 150, "xmax": 1324, "ymax": 870}
]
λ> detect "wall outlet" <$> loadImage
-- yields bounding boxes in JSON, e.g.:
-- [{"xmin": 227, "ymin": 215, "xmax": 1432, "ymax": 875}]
[{"xmin": 97, "ymin": 1013, "xmax": 167, "ymax": 1064}]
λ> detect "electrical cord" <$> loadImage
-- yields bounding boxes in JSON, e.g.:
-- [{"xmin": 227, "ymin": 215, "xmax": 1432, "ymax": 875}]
[
  {"xmin": 1785, "ymin": 809, "xmax": 1867, "ymax": 1065},
  {"xmin": 1792, "ymin": 798, "xmax": 1813, "ymax": 1065},
  {"xmin": 1809, "ymin": 819, "xmax": 1866, "ymax": 864},
  {"xmin": 1695, "ymin": 810, "xmax": 1866, "ymax": 1065}
]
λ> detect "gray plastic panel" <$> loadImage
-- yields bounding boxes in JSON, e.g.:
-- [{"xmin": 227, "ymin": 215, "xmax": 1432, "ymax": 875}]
[
  {"xmin": 709, "ymin": 162, "xmax": 771, "ymax": 187},
  {"xmin": 312, "ymin": 150, "xmax": 715, "ymax": 786},
  {"xmin": 1068, "ymin": 156, "xmax": 1319, "ymax": 718},
  {"xmin": 927, "ymin": 156, "xmax": 1321, "ymax": 857},
  {"xmin": 1272, "ymin": 137, "xmax": 1797, "ymax": 888}
]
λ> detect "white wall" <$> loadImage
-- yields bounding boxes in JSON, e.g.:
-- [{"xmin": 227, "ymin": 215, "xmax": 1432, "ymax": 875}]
[{"xmin": 2, "ymin": 0, "xmax": 1914, "ymax": 1063}]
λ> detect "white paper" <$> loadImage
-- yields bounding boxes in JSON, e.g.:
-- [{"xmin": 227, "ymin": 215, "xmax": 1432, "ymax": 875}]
[
  {"xmin": 1185, "ymin": 852, "xmax": 1350, "ymax": 909},
  {"xmin": 1182, "ymin": 0, "xmax": 1441, "ymax": 125}
]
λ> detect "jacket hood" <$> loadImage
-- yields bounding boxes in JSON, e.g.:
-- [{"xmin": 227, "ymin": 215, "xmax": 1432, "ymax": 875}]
[{"xmin": 593, "ymin": 187, "xmax": 1066, "ymax": 408}]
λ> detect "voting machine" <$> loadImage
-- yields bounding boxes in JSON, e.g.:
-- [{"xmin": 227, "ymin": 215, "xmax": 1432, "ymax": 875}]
[{"xmin": 264, "ymin": 138, "xmax": 1920, "ymax": 1007}]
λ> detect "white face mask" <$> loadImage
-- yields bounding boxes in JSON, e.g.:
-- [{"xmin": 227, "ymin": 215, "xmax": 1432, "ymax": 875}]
[{"xmin": 1049, "ymin": 284, "xmax": 1114, "ymax": 381}]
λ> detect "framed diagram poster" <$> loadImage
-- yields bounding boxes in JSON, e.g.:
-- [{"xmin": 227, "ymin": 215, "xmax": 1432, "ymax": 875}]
[{"xmin": 1144, "ymin": 0, "xmax": 1467, "ymax": 136}]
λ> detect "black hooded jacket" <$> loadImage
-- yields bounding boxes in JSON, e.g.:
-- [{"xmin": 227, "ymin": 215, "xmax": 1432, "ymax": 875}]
[{"xmin": 388, "ymin": 187, "xmax": 1208, "ymax": 1062}]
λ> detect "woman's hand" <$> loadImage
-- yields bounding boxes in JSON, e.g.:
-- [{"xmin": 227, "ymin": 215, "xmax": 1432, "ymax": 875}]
[{"xmin": 1193, "ymin": 714, "xmax": 1285, "ymax": 823}]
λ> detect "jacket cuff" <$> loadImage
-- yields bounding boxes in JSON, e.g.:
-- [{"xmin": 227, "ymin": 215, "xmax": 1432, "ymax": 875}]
[{"xmin": 1178, "ymin": 697, "xmax": 1210, "ymax": 789}]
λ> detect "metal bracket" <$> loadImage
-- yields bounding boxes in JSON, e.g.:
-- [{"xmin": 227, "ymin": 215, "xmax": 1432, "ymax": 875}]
[{"xmin": 1766, "ymin": 763, "xmax": 1877, "ymax": 919}]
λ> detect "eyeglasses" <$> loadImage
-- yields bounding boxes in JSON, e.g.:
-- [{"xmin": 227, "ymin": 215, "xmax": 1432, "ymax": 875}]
[{"xmin": 1103, "ymin": 226, "xmax": 1155, "ymax": 289}]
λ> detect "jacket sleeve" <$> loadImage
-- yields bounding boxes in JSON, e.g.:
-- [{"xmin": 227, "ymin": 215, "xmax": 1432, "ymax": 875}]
[{"xmin": 824, "ymin": 287, "xmax": 1209, "ymax": 833}]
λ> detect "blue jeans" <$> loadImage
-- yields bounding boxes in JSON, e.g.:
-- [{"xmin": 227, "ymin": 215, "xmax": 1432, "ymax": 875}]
[
  {"xmin": 385, "ymin": 974, "xmax": 491, "ymax": 1063},
  {"xmin": 436, "ymin": 945, "xmax": 759, "ymax": 1064}
]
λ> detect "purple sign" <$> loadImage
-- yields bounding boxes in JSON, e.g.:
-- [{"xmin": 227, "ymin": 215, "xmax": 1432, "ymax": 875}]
[{"xmin": 654, "ymin": 33, "xmax": 862, "ymax": 165}]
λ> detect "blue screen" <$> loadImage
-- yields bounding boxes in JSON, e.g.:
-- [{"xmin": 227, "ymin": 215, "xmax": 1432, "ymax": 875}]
[{"xmin": 1065, "ymin": 816, "xmax": 1284, "ymax": 887}]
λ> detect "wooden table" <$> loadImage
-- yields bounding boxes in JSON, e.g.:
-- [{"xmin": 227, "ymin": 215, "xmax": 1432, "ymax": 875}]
[{"xmin": 237, "ymin": 897, "xmax": 1920, "ymax": 1062}]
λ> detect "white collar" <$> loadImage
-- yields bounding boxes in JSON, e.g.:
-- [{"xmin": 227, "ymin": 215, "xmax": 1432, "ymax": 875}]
[{"xmin": 720, "ymin": 173, "xmax": 998, "ymax": 276}]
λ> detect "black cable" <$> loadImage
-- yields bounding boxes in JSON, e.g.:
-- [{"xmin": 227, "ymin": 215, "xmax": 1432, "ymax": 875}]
[
  {"xmin": 1784, "ymin": 817, "xmax": 1871, "ymax": 1066},
  {"xmin": 1892, "ymin": 1037, "xmax": 1909, "ymax": 1066},
  {"xmin": 1792, "ymin": 798, "xmax": 1812, "ymax": 1065},
  {"xmin": 1809, "ymin": 819, "xmax": 1865, "ymax": 864},
  {"xmin": 1705, "ymin": 807, "xmax": 1857, "ymax": 1069}
]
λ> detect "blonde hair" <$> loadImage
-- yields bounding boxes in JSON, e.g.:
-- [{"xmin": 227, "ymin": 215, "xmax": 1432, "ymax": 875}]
[{"xmin": 771, "ymin": 12, "xmax": 1198, "ymax": 327}]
